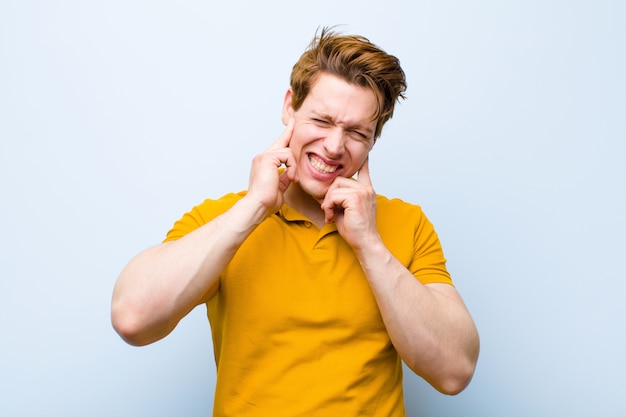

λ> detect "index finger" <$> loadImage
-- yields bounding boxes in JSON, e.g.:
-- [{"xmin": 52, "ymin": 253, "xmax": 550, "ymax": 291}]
[
  {"xmin": 267, "ymin": 117, "xmax": 295, "ymax": 151},
  {"xmin": 356, "ymin": 157, "xmax": 372, "ymax": 185}
]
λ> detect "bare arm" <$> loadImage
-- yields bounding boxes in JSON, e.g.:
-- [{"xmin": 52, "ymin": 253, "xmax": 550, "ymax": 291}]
[
  {"xmin": 111, "ymin": 197, "xmax": 267, "ymax": 346},
  {"xmin": 355, "ymin": 242, "xmax": 479, "ymax": 395},
  {"xmin": 111, "ymin": 119, "xmax": 296, "ymax": 346},
  {"xmin": 321, "ymin": 159, "xmax": 479, "ymax": 394}
]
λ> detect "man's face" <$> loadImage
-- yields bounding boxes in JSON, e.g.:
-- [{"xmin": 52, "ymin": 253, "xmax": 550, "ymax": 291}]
[{"xmin": 282, "ymin": 72, "xmax": 377, "ymax": 201}]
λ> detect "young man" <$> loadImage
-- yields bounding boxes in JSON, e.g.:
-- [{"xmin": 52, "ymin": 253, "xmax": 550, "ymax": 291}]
[{"xmin": 112, "ymin": 28, "xmax": 479, "ymax": 416}]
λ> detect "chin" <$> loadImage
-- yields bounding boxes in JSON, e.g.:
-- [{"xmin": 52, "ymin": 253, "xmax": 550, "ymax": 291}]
[
  {"xmin": 298, "ymin": 180, "xmax": 329, "ymax": 202},
  {"xmin": 307, "ymin": 188, "xmax": 328, "ymax": 203}
]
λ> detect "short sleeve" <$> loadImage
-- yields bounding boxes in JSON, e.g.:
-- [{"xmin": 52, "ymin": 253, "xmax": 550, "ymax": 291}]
[
  {"xmin": 408, "ymin": 208, "xmax": 453, "ymax": 286},
  {"xmin": 163, "ymin": 192, "xmax": 245, "ymax": 242},
  {"xmin": 376, "ymin": 196, "xmax": 453, "ymax": 286}
]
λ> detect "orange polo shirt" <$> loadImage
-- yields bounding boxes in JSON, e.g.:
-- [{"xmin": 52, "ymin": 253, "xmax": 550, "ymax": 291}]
[{"xmin": 165, "ymin": 191, "xmax": 452, "ymax": 416}]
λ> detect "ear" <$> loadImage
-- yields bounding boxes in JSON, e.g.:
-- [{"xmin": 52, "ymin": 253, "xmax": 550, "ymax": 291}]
[{"xmin": 281, "ymin": 89, "xmax": 294, "ymax": 125}]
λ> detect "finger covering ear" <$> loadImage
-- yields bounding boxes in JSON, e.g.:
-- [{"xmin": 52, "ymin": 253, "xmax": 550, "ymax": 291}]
[{"xmin": 357, "ymin": 158, "xmax": 371, "ymax": 184}]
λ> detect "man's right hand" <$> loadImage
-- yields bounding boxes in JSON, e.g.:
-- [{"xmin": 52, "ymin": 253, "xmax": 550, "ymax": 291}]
[
  {"xmin": 112, "ymin": 120, "xmax": 297, "ymax": 345},
  {"xmin": 245, "ymin": 118, "xmax": 297, "ymax": 216}
]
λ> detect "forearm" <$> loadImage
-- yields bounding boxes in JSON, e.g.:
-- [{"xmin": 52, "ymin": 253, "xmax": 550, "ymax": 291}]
[
  {"xmin": 355, "ymin": 239, "xmax": 479, "ymax": 395},
  {"xmin": 111, "ymin": 196, "xmax": 267, "ymax": 346}
]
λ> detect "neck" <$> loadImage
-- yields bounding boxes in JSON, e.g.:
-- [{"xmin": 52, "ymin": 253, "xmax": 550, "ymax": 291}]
[{"xmin": 284, "ymin": 183, "xmax": 326, "ymax": 228}]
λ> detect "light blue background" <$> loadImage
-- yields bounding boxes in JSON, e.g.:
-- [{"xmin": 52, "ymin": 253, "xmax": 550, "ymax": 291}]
[{"xmin": 1, "ymin": 1, "xmax": 624, "ymax": 416}]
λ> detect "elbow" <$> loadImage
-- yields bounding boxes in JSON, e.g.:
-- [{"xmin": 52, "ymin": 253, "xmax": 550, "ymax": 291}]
[
  {"xmin": 111, "ymin": 305, "xmax": 148, "ymax": 346},
  {"xmin": 407, "ymin": 340, "xmax": 480, "ymax": 396},
  {"xmin": 437, "ymin": 328, "xmax": 481, "ymax": 395},
  {"xmin": 111, "ymin": 301, "xmax": 167, "ymax": 347},
  {"xmin": 409, "ymin": 360, "xmax": 477, "ymax": 396},
  {"xmin": 435, "ymin": 347, "xmax": 480, "ymax": 396},
  {"xmin": 436, "ymin": 343, "xmax": 480, "ymax": 395},
  {"xmin": 433, "ymin": 363, "xmax": 477, "ymax": 395}
]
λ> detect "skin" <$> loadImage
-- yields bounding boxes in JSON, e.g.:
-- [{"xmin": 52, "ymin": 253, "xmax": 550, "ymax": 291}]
[
  {"xmin": 280, "ymin": 73, "xmax": 377, "ymax": 225},
  {"xmin": 111, "ymin": 72, "xmax": 479, "ymax": 396}
]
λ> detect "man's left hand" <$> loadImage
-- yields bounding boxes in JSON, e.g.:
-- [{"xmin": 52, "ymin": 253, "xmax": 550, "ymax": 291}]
[{"xmin": 320, "ymin": 158, "xmax": 379, "ymax": 250}]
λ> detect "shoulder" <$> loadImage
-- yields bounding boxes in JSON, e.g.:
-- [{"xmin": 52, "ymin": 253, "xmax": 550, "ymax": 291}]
[
  {"xmin": 194, "ymin": 191, "xmax": 248, "ymax": 219},
  {"xmin": 375, "ymin": 194, "xmax": 452, "ymax": 285},
  {"xmin": 374, "ymin": 194, "xmax": 437, "ymax": 251},
  {"xmin": 374, "ymin": 193, "xmax": 428, "ymax": 245},
  {"xmin": 164, "ymin": 191, "xmax": 247, "ymax": 241},
  {"xmin": 375, "ymin": 194, "xmax": 426, "ymax": 223}
]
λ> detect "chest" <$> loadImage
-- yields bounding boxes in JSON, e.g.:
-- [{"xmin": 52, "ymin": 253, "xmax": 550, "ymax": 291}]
[{"xmin": 216, "ymin": 218, "xmax": 386, "ymax": 338}]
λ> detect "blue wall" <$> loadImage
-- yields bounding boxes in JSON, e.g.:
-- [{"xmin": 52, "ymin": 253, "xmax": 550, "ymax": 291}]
[{"xmin": 1, "ymin": 1, "xmax": 624, "ymax": 415}]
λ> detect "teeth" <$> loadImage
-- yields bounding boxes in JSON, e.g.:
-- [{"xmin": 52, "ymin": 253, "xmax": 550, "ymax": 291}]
[{"xmin": 309, "ymin": 155, "xmax": 338, "ymax": 173}]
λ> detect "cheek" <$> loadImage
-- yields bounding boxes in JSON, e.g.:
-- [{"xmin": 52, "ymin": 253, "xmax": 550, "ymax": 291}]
[
  {"xmin": 348, "ymin": 141, "xmax": 371, "ymax": 162},
  {"xmin": 287, "ymin": 134, "xmax": 307, "ymax": 161},
  {"xmin": 289, "ymin": 125, "xmax": 317, "ymax": 154}
]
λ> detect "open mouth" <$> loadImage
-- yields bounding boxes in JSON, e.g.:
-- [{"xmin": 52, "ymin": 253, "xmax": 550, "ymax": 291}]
[{"xmin": 308, "ymin": 154, "xmax": 341, "ymax": 174}]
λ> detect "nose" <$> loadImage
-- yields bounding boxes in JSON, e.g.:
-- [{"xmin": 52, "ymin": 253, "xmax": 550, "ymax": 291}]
[{"xmin": 323, "ymin": 128, "xmax": 346, "ymax": 158}]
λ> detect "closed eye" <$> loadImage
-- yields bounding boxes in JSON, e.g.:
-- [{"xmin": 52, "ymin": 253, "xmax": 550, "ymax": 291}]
[{"xmin": 349, "ymin": 129, "xmax": 369, "ymax": 140}]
